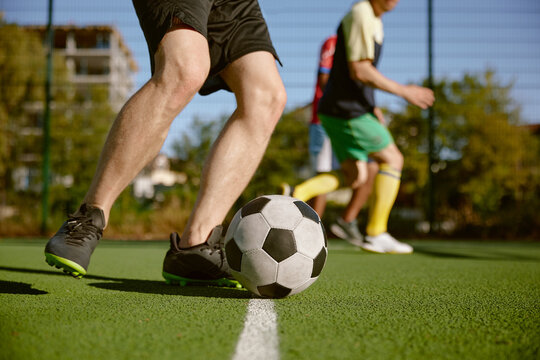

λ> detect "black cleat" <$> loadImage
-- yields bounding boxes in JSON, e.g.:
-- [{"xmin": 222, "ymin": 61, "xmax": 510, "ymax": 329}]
[
  {"xmin": 44, "ymin": 204, "xmax": 105, "ymax": 278},
  {"xmin": 162, "ymin": 226, "xmax": 241, "ymax": 288}
]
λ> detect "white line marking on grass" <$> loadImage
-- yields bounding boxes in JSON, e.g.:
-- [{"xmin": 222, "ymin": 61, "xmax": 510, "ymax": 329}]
[{"xmin": 232, "ymin": 299, "xmax": 279, "ymax": 360}]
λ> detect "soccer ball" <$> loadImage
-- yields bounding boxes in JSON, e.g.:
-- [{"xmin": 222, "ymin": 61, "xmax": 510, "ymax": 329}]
[{"xmin": 224, "ymin": 195, "xmax": 327, "ymax": 298}]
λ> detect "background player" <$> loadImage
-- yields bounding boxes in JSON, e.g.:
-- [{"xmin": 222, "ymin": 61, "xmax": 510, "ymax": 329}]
[
  {"xmin": 287, "ymin": 0, "xmax": 434, "ymax": 253},
  {"xmin": 285, "ymin": 35, "xmax": 379, "ymax": 246},
  {"xmin": 306, "ymin": 35, "xmax": 339, "ymax": 218}
]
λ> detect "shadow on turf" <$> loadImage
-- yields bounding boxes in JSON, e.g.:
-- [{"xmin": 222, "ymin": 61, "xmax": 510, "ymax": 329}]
[
  {"xmin": 413, "ymin": 245, "xmax": 540, "ymax": 262},
  {"xmin": 326, "ymin": 244, "xmax": 540, "ymax": 262},
  {"xmin": 0, "ymin": 266, "xmax": 251, "ymax": 299},
  {"xmin": 0, "ymin": 279, "xmax": 48, "ymax": 295},
  {"xmin": 87, "ymin": 280, "xmax": 252, "ymax": 298}
]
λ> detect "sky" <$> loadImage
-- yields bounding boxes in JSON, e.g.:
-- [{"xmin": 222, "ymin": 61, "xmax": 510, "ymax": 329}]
[{"xmin": 1, "ymin": 0, "xmax": 539, "ymax": 155}]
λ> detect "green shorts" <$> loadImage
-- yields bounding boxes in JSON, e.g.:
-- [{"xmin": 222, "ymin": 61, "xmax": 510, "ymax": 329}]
[{"xmin": 319, "ymin": 113, "xmax": 394, "ymax": 162}]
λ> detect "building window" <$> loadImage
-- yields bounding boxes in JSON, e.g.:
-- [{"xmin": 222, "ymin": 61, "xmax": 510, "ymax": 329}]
[
  {"xmin": 75, "ymin": 59, "xmax": 88, "ymax": 75},
  {"xmin": 75, "ymin": 31, "xmax": 110, "ymax": 49},
  {"xmin": 96, "ymin": 33, "xmax": 110, "ymax": 49}
]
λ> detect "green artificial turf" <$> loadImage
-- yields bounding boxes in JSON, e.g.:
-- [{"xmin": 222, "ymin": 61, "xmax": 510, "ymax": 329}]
[
  {"xmin": 0, "ymin": 239, "xmax": 539, "ymax": 360},
  {"xmin": 276, "ymin": 241, "xmax": 540, "ymax": 360}
]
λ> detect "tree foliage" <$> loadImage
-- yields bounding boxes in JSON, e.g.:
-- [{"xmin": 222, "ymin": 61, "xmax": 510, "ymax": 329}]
[
  {"xmin": 49, "ymin": 85, "xmax": 115, "ymax": 216},
  {"xmin": 390, "ymin": 71, "xmax": 540, "ymax": 237},
  {"xmin": 0, "ymin": 22, "xmax": 115, "ymax": 233},
  {"xmin": 240, "ymin": 107, "xmax": 310, "ymax": 206},
  {"xmin": 3, "ymin": 25, "xmax": 536, "ymax": 240},
  {"xmin": 0, "ymin": 22, "xmax": 45, "ymax": 191},
  {"xmin": 171, "ymin": 107, "xmax": 310, "ymax": 220}
]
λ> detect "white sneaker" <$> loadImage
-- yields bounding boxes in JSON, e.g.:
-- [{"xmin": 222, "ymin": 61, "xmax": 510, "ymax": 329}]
[{"xmin": 362, "ymin": 232, "xmax": 413, "ymax": 254}]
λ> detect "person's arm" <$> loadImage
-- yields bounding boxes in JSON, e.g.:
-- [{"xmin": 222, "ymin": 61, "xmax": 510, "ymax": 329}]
[
  {"xmin": 317, "ymin": 36, "xmax": 335, "ymax": 92},
  {"xmin": 348, "ymin": 60, "xmax": 434, "ymax": 109},
  {"xmin": 318, "ymin": 73, "xmax": 330, "ymax": 91}
]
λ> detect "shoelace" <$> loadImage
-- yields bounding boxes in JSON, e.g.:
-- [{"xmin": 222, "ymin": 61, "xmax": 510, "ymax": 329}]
[{"xmin": 65, "ymin": 214, "xmax": 99, "ymax": 246}]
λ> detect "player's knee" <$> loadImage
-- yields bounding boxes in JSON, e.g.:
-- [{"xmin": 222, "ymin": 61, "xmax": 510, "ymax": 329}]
[
  {"xmin": 153, "ymin": 62, "xmax": 209, "ymax": 114},
  {"xmin": 385, "ymin": 147, "xmax": 404, "ymax": 170},
  {"xmin": 392, "ymin": 149, "xmax": 404, "ymax": 170},
  {"xmin": 235, "ymin": 83, "xmax": 286, "ymax": 142},
  {"xmin": 342, "ymin": 160, "xmax": 367, "ymax": 188},
  {"xmin": 170, "ymin": 70, "xmax": 206, "ymax": 104},
  {"xmin": 367, "ymin": 161, "xmax": 379, "ymax": 178},
  {"xmin": 250, "ymin": 82, "xmax": 287, "ymax": 128},
  {"xmin": 349, "ymin": 171, "xmax": 367, "ymax": 189},
  {"xmin": 273, "ymin": 83, "xmax": 288, "ymax": 114}
]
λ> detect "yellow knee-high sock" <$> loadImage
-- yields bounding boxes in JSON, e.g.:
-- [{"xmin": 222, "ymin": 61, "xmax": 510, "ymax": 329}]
[
  {"xmin": 366, "ymin": 164, "xmax": 401, "ymax": 236},
  {"xmin": 292, "ymin": 172, "xmax": 341, "ymax": 202}
]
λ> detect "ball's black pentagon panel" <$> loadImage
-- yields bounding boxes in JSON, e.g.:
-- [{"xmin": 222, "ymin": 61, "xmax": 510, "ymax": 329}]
[
  {"xmin": 311, "ymin": 247, "xmax": 327, "ymax": 278},
  {"xmin": 225, "ymin": 238, "xmax": 243, "ymax": 272},
  {"xmin": 263, "ymin": 228, "xmax": 297, "ymax": 262},
  {"xmin": 241, "ymin": 196, "xmax": 271, "ymax": 217},
  {"xmin": 293, "ymin": 200, "xmax": 320, "ymax": 224},
  {"xmin": 257, "ymin": 283, "xmax": 292, "ymax": 298}
]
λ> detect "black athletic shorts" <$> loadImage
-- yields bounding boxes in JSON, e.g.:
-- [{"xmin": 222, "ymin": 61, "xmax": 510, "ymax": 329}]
[{"xmin": 132, "ymin": 0, "xmax": 281, "ymax": 95}]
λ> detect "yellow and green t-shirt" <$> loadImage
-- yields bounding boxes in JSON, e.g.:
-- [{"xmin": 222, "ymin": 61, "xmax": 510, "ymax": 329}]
[{"xmin": 318, "ymin": 0, "xmax": 384, "ymax": 120}]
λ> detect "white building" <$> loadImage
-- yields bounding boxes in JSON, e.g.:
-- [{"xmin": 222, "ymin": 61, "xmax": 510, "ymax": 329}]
[
  {"xmin": 12, "ymin": 25, "xmax": 138, "ymax": 192},
  {"xmin": 133, "ymin": 154, "xmax": 188, "ymax": 200},
  {"xmin": 26, "ymin": 25, "xmax": 137, "ymax": 111}
]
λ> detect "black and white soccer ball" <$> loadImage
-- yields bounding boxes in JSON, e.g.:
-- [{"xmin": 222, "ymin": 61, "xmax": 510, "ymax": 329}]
[{"xmin": 224, "ymin": 195, "xmax": 327, "ymax": 298}]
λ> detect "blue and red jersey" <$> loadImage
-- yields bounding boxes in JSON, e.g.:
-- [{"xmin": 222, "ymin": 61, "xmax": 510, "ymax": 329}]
[{"xmin": 311, "ymin": 35, "xmax": 337, "ymax": 125}]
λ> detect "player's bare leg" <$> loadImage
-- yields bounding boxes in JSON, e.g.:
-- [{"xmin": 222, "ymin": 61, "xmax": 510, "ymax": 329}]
[
  {"xmin": 83, "ymin": 26, "xmax": 210, "ymax": 224},
  {"xmin": 329, "ymin": 160, "xmax": 369, "ymax": 245},
  {"xmin": 341, "ymin": 159, "xmax": 368, "ymax": 189},
  {"xmin": 364, "ymin": 144, "xmax": 412, "ymax": 254},
  {"xmin": 45, "ymin": 26, "xmax": 211, "ymax": 276},
  {"xmin": 342, "ymin": 161, "xmax": 379, "ymax": 222},
  {"xmin": 309, "ymin": 194, "xmax": 328, "ymax": 218},
  {"xmin": 180, "ymin": 51, "xmax": 287, "ymax": 248},
  {"xmin": 162, "ymin": 51, "xmax": 285, "ymax": 287},
  {"xmin": 370, "ymin": 143, "xmax": 403, "ymax": 172}
]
